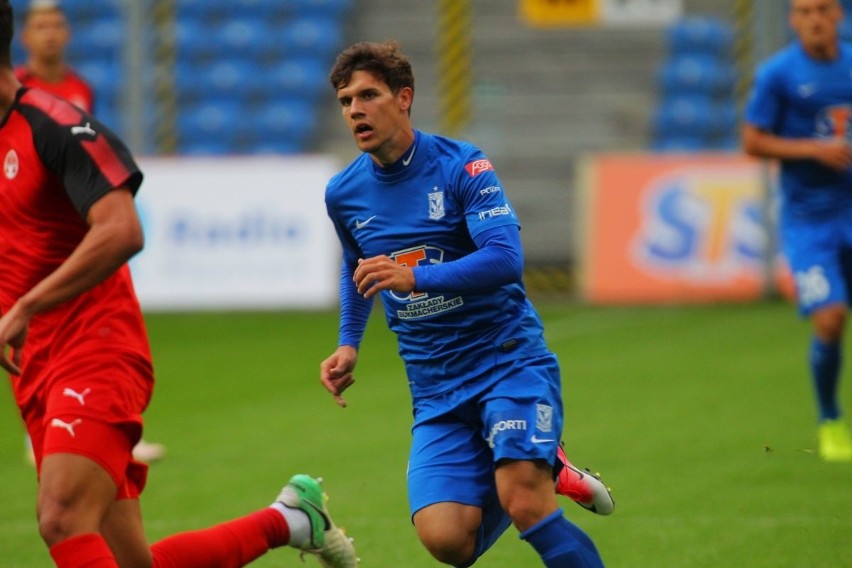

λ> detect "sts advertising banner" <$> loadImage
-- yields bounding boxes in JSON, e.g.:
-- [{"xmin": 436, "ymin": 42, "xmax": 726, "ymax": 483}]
[
  {"xmin": 130, "ymin": 155, "xmax": 340, "ymax": 311},
  {"xmin": 578, "ymin": 153, "xmax": 793, "ymax": 304}
]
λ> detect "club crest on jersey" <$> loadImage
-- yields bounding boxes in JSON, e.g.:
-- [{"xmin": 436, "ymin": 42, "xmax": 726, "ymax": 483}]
[
  {"xmin": 465, "ymin": 159, "xmax": 494, "ymax": 177},
  {"xmin": 536, "ymin": 404, "xmax": 553, "ymax": 433},
  {"xmin": 4, "ymin": 149, "xmax": 18, "ymax": 179},
  {"xmin": 428, "ymin": 188, "xmax": 445, "ymax": 220}
]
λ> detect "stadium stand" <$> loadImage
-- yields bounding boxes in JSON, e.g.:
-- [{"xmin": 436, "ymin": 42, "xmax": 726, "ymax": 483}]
[
  {"xmin": 9, "ymin": 0, "xmax": 352, "ymax": 155},
  {"xmin": 651, "ymin": 16, "xmax": 738, "ymax": 152}
]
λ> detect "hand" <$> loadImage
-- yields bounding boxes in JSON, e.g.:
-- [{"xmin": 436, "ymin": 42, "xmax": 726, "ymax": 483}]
[
  {"xmin": 812, "ymin": 140, "xmax": 852, "ymax": 171},
  {"xmin": 353, "ymin": 255, "xmax": 416, "ymax": 299},
  {"xmin": 320, "ymin": 345, "xmax": 358, "ymax": 408},
  {"xmin": 0, "ymin": 303, "xmax": 30, "ymax": 375}
]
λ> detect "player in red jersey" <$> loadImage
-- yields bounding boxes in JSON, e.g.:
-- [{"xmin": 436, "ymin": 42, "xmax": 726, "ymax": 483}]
[
  {"xmin": 14, "ymin": 0, "xmax": 92, "ymax": 112},
  {"xmin": 14, "ymin": 0, "xmax": 166, "ymax": 464},
  {"xmin": 0, "ymin": 2, "xmax": 357, "ymax": 567}
]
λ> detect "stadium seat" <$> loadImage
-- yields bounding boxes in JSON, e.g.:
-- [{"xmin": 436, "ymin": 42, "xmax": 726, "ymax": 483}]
[
  {"xmin": 75, "ymin": 60, "xmax": 123, "ymax": 105},
  {"xmin": 60, "ymin": 0, "xmax": 122, "ymax": 21},
  {"xmin": 65, "ymin": 16, "xmax": 125, "ymax": 63},
  {"xmin": 266, "ymin": 58, "xmax": 329, "ymax": 99},
  {"xmin": 253, "ymin": 99, "xmax": 319, "ymax": 150},
  {"xmin": 652, "ymin": 95, "xmax": 714, "ymax": 140},
  {"xmin": 657, "ymin": 55, "xmax": 736, "ymax": 98},
  {"xmin": 176, "ymin": 99, "xmax": 249, "ymax": 150},
  {"xmin": 278, "ymin": 17, "xmax": 345, "ymax": 58},
  {"xmin": 290, "ymin": 0, "xmax": 354, "ymax": 17},
  {"xmin": 666, "ymin": 16, "xmax": 734, "ymax": 58},
  {"xmin": 174, "ymin": 19, "xmax": 218, "ymax": 62},
  {"xmin": 214, "ymin": 18, "xmax": 277, "ymax": 59}
]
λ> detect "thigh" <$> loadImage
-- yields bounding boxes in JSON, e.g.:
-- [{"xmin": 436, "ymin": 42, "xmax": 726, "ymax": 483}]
[
  {"xmin": 480, "ymin": 355, "xmax": 563, "ymax": 466},
  {"xmin": 408, "ymin": 417, "xmax": 495, "ymax": 518}
]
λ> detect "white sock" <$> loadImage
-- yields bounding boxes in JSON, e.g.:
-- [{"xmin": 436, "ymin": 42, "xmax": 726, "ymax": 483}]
[{"xmin": 269, "ymin": 502, "xmax": 312, "ymax": 549}]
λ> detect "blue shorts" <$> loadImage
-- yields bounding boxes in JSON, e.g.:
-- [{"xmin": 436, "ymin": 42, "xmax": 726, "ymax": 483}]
[
  {"xmin": 407, "ymin": 353, "xmax": 563, "ymax": 517},
  {"xmin": 782, "ymin": 212, "xmax": 852, "ymax": 315}
]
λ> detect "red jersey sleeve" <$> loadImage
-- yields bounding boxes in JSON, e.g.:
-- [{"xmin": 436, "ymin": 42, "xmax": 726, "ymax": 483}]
[{"xmin": 17, "ymin": 88, "xmax": 142, "ymax": 218}]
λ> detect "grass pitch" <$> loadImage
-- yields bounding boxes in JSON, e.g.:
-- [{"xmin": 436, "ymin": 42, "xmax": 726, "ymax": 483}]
[{"xmin": 0, "ymin": 300, "xmax": 849, "ymax": 567}]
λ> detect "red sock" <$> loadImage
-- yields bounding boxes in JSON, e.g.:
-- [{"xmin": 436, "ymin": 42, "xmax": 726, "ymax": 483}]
[
  {"xmin": 49, "ymin": 533, "xmax": 119, "ymax": 568},
  {"xmin": 151, "ymin": 508, "xmax": 290, "ymax": 568}
]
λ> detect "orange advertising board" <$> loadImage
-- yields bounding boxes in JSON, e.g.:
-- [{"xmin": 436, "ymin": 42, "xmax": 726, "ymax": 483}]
[{"xmin": 578, "ymin": 153, "xmax": 791, "ymax": 304}]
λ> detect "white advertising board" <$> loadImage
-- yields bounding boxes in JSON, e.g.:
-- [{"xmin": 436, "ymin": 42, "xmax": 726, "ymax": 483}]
[{"xmin": 130, "ymin": 155, "xmax": 340, "ymax": 311}]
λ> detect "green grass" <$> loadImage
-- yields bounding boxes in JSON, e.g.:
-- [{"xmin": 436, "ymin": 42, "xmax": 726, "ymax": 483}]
[{"xmin": 1, "ymin": 301, "xmax": 850, "ymax": 567}]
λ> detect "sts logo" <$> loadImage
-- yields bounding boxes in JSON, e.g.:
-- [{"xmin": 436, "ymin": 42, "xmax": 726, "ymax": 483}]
[
  {"xmin": 390, "ymin": 245, "xmax": 444, "ymax": 301},
  {"xmin": 631, "ymin": 166, "xmax": 768, "ymax": 281}
]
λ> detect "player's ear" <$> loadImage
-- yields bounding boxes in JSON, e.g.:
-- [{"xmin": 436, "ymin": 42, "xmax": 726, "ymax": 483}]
[{"xmin": 397, "ymin": 86, "xmax": 413, "ymax": 113}]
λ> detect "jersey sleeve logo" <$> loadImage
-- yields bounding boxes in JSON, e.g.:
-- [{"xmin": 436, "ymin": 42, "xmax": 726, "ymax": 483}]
[{"xmin": 465, "ymin": 159, "xmax": 494, "ymax": 177}]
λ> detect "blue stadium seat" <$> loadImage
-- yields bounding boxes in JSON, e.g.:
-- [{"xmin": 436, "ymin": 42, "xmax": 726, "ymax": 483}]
[
  {"xmin": 651, "ymin": 135, "xmax": 707, "ymax": 153},
  {"xmin": 60, "ymin": 0, "xmax": 122, "ymax": 21},
  {"xmin": 174, "ymin": 19, "xmax": 219, "ymax": 62},
  {"xmin": 176, "ymin": 99, "xmax": 248, "ymax": 150},
  {"xmin": 666, "ymin": 17, "xmax": 734, "ymax": 58},
  {"xmin": 652, "ymin": 95, "xmax": 714, "ymax": 140},
  {"xmin": 266, "ymin": 58, "xmax": 329, "ymax": 99},
  {"xmin": 214, "ymin": 18, "xmax": 277, "ymax": 59},
  {"xmin": 253, "ymin": 99, "xmax": 319, "ymax": 150},
  {"xmin": 289, "ymin": 0, "xmax": 354, "ymax": 17},
  {"xmin": 278, "ymin": 17, "xmax": 344, "ymax": 58},
  {"xmin": 75, "ymin": 60, "xmax": 123, "ymax": 105},
  {"xmin": 658, "ymin": 55, "xmax": 736, "ymax": 98},
  {"xmin": 65, "ymin": 16, "xmax": 125, "ymax": 63}
]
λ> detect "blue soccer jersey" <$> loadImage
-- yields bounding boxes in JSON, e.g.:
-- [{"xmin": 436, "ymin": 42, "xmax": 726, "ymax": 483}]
[
  {"xmin": 325, "ymin": 130, "xmax": 550, "ymax": 399},
  {"xmin": 745, "ymin": 41, "xmax": 852, "ymax": 218}
]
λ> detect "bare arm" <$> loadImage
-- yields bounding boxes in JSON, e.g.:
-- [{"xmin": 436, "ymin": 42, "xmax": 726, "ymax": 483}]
[
  {"xmin": 742, "ymin": 123, "xmax": 852, "ymax": 171},
  {"xmin": 0, "ymin": 187, "xmax": 143, "ymax": 374}
]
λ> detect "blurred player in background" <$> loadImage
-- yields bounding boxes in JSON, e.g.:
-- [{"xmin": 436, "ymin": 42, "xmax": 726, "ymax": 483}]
[
  {"xmin": 0, "ymin": 2, "xmax": 356, "ymax": 566},
  {"xmin": 743, "ymin": 0, "xmax": 852, "ymax": 462},
  {"xmin": 320, "ymin": 40, "xmax": 612, "ymax": 567},
  {"xmin": 15, "ymin": 0, "xmax": 165, "ymax": 465}
]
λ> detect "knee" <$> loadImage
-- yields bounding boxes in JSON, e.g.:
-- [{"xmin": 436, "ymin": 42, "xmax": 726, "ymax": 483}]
[
  {"xmin": 416, "ymin": 522, "xmax": 477, "ymax": 566},
  {"xmin": 37, "ymin": 496, "xmax": 78, "ymax": 546},
  {"xmin": 814, "ymin": 309, "xmax": 846, "ymax": 342}
]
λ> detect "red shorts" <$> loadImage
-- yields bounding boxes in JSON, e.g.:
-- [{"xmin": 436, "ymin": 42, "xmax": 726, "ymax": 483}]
[{"xmin": 18, "ymin": 352, "xmax": 154, "ymax": 499}]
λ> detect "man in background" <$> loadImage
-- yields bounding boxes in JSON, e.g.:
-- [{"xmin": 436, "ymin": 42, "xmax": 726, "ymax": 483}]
[
  {"xmin": 743, "ymin": 0, "xmax": 852, "ymax": 461},
  {"xmin": 15, "ymin": 0, "xmax": 165, "ymax": 464}
]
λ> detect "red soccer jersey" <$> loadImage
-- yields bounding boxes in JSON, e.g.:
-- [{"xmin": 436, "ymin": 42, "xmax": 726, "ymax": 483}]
[
  {"xmin": 0, "ymin": 87, "xmax": 151, "ymax": 409},
  {"xmin": 14, "ymin": 65, "xmax": 94, "ymax": 113}
]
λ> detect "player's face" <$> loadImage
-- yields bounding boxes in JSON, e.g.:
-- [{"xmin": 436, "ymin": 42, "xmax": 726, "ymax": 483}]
[
  {"xmin": 22, "ymin": 9, "xmax": 69, "ymax": 64},
  {"xmin": 790, "ymin": 0, "xmax": 843, "ymax": 54},
  {"xmin": 336, "ymin": 70, "xmax": 414, "ymax": 165}
]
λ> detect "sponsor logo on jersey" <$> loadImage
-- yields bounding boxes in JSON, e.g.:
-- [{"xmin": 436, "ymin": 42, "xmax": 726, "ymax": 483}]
[
  {"xmin": 486, "ymin": 418, "xmax": 528, "ymax": 449},
  {"xmin": 816, "ymin": 104, "xmax": 852, "ymax": 142},
  {"xmin": 50, "ymin": 418, "xmax": 82, "ymax": 438},
  {"xmin": 480, "ymin": 185, "xmax": 502, "ymax": 196},
  {"xmin": 390, "ymin": 245, "xmax": 444, "ymax": 301},
  {"xmin": 4, "ymin": 149, "xmax": 18, "ymax": 179},
  {"xmin": 428, "ymin": 188, "xmax": 445, "ymax": 220},
  {"xmin": 478, "ymin": 204, "xmax": 513, "ymax": 221},
  {"xmin": 63, "ymin": 387, "xmax": 91, "ymax": 406},
  {"xmin": 465, "ymin": 159, "xmax": 494, "ymax": 177}
]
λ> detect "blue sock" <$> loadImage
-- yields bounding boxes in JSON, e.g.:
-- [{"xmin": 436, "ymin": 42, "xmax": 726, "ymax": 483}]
[
  {"xmin": 520, "ymin": 509, "xmax": 604, "ymax": 568},
  {"xmin": 810, "ymin": 336, "xmax": 842, "ymax": 421}
]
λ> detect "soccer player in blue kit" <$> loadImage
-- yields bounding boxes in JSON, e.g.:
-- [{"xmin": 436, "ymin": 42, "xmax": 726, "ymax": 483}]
[
  {"xmin": 743, "ymin": 0, "xmax": 852, "ymax": 462},
  {"xmin": 319, "ymin": 41, "xmax": 613, "ymax": 567}
]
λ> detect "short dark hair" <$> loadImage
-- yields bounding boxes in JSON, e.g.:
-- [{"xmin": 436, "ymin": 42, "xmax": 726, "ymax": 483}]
[
  {"xmin": 23, "ymin": 0, "xmax": 65, "ymax": 24},
  {"xmin": 0, "ymin": 0, "xmax": 13, "ymax": 68},
  {"xmin": 329, "ymin": 40, "xmax": 415, "ymax": 97}
]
